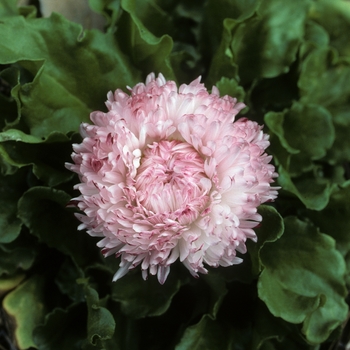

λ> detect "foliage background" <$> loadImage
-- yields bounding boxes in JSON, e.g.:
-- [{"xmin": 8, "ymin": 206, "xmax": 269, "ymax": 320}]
[{"xmin": 0, "ymin": 0, "xmax": 350, "ymax": 349}]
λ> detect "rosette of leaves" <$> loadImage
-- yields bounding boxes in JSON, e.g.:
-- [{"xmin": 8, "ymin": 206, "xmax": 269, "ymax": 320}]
[{"xmin": 0, "ymin": 0, "xmax": 349, "ymax": 349}]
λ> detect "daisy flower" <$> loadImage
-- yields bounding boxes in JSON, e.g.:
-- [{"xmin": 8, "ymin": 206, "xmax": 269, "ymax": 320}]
[{"xmin": 66, "ymin": 73, "xmax": 278, "ymax": 284}]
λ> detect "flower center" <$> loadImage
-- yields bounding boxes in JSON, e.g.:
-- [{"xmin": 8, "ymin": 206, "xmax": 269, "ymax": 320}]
[{"xmin": 134, "ymin": 140, "xmax": 211, "ymax": 224}]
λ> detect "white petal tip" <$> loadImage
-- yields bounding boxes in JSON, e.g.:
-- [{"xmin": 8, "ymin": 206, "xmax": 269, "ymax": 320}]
[{"xmin": 112, "ymin": 262, "xmax": 132, "ymax": 282}]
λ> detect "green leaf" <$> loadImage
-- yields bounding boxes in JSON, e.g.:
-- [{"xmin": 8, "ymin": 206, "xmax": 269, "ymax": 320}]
[
  {"xmin": 206, "ymin": 18, "xmax": 239, "ymax": 86},
  {"xmin": 215, "ymin": 76, "xmax": 245, "ymax": 103},
  {"xmin": 325, "ymin": 105, "xmax": 350, "ymax": 164},
  {"xmin": 33, "ymin": 304, "xmax": 87, "ymax": 350},
  {"xmin": 175, "ymin": 315, "xmax": 228, "ymax": 350},
  {"xmin": 309, "ymin": 0, "xmax": 350, "ymax": 60},
  {"xmin": 264, "ymin": 110, "xmax": 299, "ymax": 156},
  {"xmin": 0, "ymin": 274, "xmax": 26, "ymax": 297},
  {"xmin": 247, "ymin": 205, "xmax": 284, "ymax": 276},
  {"xmin": 111, "ymin": 268, "xmax": 182, "ymax": 318},
  {"xmin": 258, "ymin": 216, "xmax": 348, "ymax": 344},
  {"xmin": 17, "ymin": 187, "xmax": 101, "ymax": 267},
  {"xmin": 0, "ymin": 91, "xmax": 16, "ymax": 131},
  {"xmin": 298, "ymin": 46, "xmax": 350, "ymax": 108},
  {"xmin": 55, "ymin": 258, "xmax": 85, "ymax": 303},
  {"xmin": 248, "ymin": 67, "xmax": 300, "ymax": 116},
  {"xmin": 303, "ymin": 20, "xmax": 329, "ymax": 49},
  {"xmin": 0, "ymin": 66, "xmax": 20, "ymax": 130},
  {"xmin": 117, "ymin": 0, "xmax": 175, "ymax": 80},
  {"xmin": 0, "ymin": 243, "xmax": 36, "ymax": 276},
  {"xmin": 265, "ymin": 102, "xmax": 335, "ymax": 175},
  {"xmin": 0, "ymin": 0, "xmax": 18, "ymax": 18},
  {"xmin": 84, "ymin": 284, "xmax": 116, "ymax": 347},
  {"xmin": 0, "ymin": 130, "xmax": 78, "ymax": 186},
  {"xmin": 251, "ymin": 0, "xmax": 310, "ymax": 79},
  {"xmin": 201, "ymin": 273, "xmax": 228, "ymax": 319},
  {"xmin": 209, "ymin": 0, "xmax": 310, "ymax": 85},
  {"xmin": 0, "ymin": 130, "xmax": 81, "ymax": 186},
  {"xmin": 252, "ymin": 301, "xmax": 318, "ymax": 349},
  {"xmin": 202, "ymin": 0, "xmax": 261, "ymax": 59},
  {"xmin": 122, "ymin": 0, "xmax": 173, "ymax": 38},
  {"xmin": 277, "ymin": 166, "xmax": 336, "ymax": 211},
  {"xmin": 0, "ymin": 169, "xmax": 26, "ymax": 243},
  {"xmin": 3, "ymin": 275, "xmax": 47, "ymax": 349},
  {"xmin": 305, "ymin": 181, "xmax": 350, "ymax": 256},
  {"xmin": 170, "ymin": 49, "xmax": 201, "ymax": 84},
  {"xmin": 251, "ymin": 301, "xmax": 286, "ymax": 350},
  {"xmin": 0, "ymin": 14, "xmax": 141, "ymax": 137},
  {"xmin": 264, "ymin": 100, "xmax": 337, "ymax": 210},
  {"xmin": 88, "ymin": 0, "xmax": 122, "ymax": 28}
]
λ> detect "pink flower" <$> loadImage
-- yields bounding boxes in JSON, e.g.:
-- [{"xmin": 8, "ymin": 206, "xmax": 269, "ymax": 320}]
[{"xmin": 66, "ymin": 73, "xmax": 278, "ymax": 284}]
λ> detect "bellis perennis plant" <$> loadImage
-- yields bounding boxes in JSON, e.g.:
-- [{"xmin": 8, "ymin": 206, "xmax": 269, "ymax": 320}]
[{"xmin": 66, "ymin": 73, "xmax": 279, "ymax": 284}]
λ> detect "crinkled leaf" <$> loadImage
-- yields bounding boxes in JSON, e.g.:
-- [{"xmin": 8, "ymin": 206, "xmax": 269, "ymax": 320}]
[
  {"xmin": 248, "ymin": 67, "xmax": 299, "ymax": 115},
  {"xmin": 206, "ymin": 18, "xmax": 239, "ymax": 86},
  {"xmin": 215, "ymin": 76, "xmax": 245, "ymax": 103},
  {"xmin": 174, "ymin": 294, "xmax": 256, "ymax": 349},
  {"xmin": 264, "ymin": 112, "xmax": 299, "ymax": 156},
  {"xmin": 119, "ymin": 0, "xmax": 205, "ymax": 82},
  {"xmin": 258, "ymin": 216, "xmax": 348, "ymax": 344},
  {"xmin": 200, "ymin": 273, "xmax": 228, "ymax": 319},
  {"xmin": 277, "ymin": 166, "xmax": 336, "ymax": 210},
  {"xmin": 0, "ymin": 13, "xmax": 141, "ymax": 137},
  {"xmin": 55, "ymin": 258, "xmax": 85, "ymax": 303},
  {"xmin": 251, "ymin": 0, "xmax": 309, "ymax": 79},
  {"xmin": 0, "ymin": 66, "xmax": 20, "ymax": 130},
  {"xmin": 0, "ymin": 92, "xmax": 17, "ymax": 131},
  {"xmin": 84, "ymin": 284, "xmax": 116, "ymax": 347},
  {"xmin": 252, "ymin": 302, "xmax": 316, "ymax": 349},
  {"xmin": 166, "ymin": 1, "xmax": 204, "ymax": 46},
  {"xmin": 122, "ymin": 0, "xmax": 173, "ymax": 38},
  {"xmin": 175, "ymin": 315, "xmax": 228, "ymax": 350},
  {"xmin": 88, "ymin": 0, "xmax": 121, "ymax": 28},
  {"xmin": 18, "ymin": 4, "xmax": 38, "ymax": 19},
  {"xmin": 111, "ymin": 268, "xmax": 182, "ymax": 318},
  {"xmin": 305, "ymin": 181, "xmax": 350, "ymax": 256},
  {"xmin": 202, "ymin": 0, "xmax": 261, "ymax": 58},
  {"xmin": 264, "ymin": 100, "xmax": 337, "ymax": 210},
  {"xmin": 0, "ymin": 0, "xmax": 18, "ymax": 17},
  {"xmin": 265, "ymin": 102, "xmax": 335, "ymax": 175},
  {"xmin": 325, "ymin": 105, "xmax": 350, "ymax": 164},
  {"xmin": 33, "ymin": 304, "xmax": 87, "ymax": 350},
  {"xmin": 309, "ymin": 0, "xmax": 350, "ymax": 59},
  {"xmin": 0, "ymin": 130, "xmax": 79, "ymax": 186},
  {"xmin": 17, "ymin": 187, "xmax": 101, "ymax": 267},
  {"xmin": 0, "ymin": 243, "xmax": 36, "ymax": 276},
  {"xmin": 170, "ymin": 49, "xmax": 202, "ymax": 84},
  {"xmin": 20, "ymin": 60, "xmax": 91, "ymax": 137},
  {"xmin": 0, "ymin": 144, "xmax": 19, "ymax": 174},
  {"xmin": 265, "ymin": 133, "xmax": 291, "ymax": 172},
  {"xmin": 0, "ymin": 274, "xmax": 25, "ymax": 297},
  {"xmin": 303, "ymin": 20, "xmax": 329, "ymax": 49},
  {"xmin": 3, "ymin": 275, "xmax": 47, "ymax": 349},
  {"xmin": 0, "ymin": 169, "xmax": 26, "ymax": 243},
  {"xmin": 346, "ymin": 251, "xmax": 350, "ymax": 288},
  {"xmin": 118, "ymin": 0, "xmax": 205, "ymax": 83},
  {"xmin": 299, "ymin": 46, "xmax": 350, "ymax": 108},
  {"xmin": 117, "ymin": 0, "xmax": 175, "ymax": 80},
  {"xmin": 247, "ymin": 205, "xmax": 284, "ymax": 276},
  {"xmin": 251, "ymin": 301, "xmax": 287, "ymax": 350},
  {"xmin": 209, "ymin": 0, "xmax": 310, "ymax": 85},
  {"xmin": 86, "ymin": 299, "xmax": 127, "ymax": 350},
  {"xmin": 207, "ymin": 255, "xmax": 254, "ymax": 285}
]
